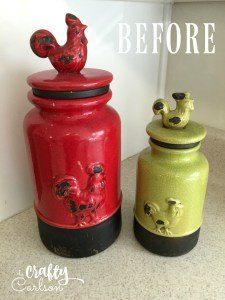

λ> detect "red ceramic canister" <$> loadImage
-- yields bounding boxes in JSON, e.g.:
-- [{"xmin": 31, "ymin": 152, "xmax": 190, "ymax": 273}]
[{"xmin": 24, "ymin": 13, "xmax": 122, "ymax": 258}]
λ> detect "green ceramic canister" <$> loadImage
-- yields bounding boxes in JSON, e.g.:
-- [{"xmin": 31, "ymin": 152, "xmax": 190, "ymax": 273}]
[{"xmin": 134, "ymin": 92, "xmax": 209, "ymax": 256}]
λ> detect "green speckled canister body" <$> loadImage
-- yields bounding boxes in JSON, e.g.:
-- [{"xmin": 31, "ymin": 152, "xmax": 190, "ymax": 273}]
[
  {"xmin": 134, "ymin": 117, "xmax": 209, "ymax": 256},
  {"xmin": 135, "ymin": 141, "xmax": 208, "ymax": 237}
]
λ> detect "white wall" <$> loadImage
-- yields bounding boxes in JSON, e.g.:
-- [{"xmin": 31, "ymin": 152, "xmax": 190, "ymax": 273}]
[
  {"xmin": 165, "ymin": 2, "xmax": 225, "ymax": 130},
  {"xmin": 0, "ymin": 0, "xmax": 168, "ymax": 221}
]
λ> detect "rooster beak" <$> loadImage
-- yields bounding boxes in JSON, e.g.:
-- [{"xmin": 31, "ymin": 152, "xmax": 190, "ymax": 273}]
[{"xmin": 82, "ymin": 24, "xmax": 87, "ymax": 30}]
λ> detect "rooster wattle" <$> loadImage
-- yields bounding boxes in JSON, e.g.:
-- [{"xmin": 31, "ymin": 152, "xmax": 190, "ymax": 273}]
[{"xmin": 30, "ymin": 13, "xmax": 87, "ymax": 73}]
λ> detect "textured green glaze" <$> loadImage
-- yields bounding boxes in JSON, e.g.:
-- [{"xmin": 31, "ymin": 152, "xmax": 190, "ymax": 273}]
[
  {"xmin": 153, "ymin": 92, "xmax": 194, "ymax": 129},
  {"xmin": 147, "ymin": 120, "xmax": 206, "ymax": 145},
  {"xmin": 135, "ymin": 93, "xmax": 209, "ymax": 238},
  {"xmin": 134, "ymin": 142, "xmax": 209, "ymax": 237}
]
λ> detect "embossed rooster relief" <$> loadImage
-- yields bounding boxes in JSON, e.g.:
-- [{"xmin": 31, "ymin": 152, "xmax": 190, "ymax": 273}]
[
  {"xmin": 54, "ymin": 163, "xmax": 106, "ymax": 228},
  {"xmin": 144, "ymin": 198, "xmax": 183, "ymax": 236},
  {"xmin": 30, "ymin": 13, "xmax": 88, "ymax": 73}
]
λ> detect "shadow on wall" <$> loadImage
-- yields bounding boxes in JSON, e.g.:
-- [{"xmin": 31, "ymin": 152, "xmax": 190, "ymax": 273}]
[
  {"xmin": 0, "ymin": 67, "xmax": 34, "ymax": 221},
  {"xmin": 165, "ymin": 2, "xmax": 225, "ymax": 130}
]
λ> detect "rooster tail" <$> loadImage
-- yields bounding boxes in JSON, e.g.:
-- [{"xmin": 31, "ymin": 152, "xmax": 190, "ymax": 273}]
[
  {"xmin": 144, "ymin": 201, "xmax": 159, "ymax": 215},
  {"xmin": 153, "ymin": 99, "xmax": 169, "ymax": 115},
  {"xmin": 53, "ymin": 176, "xmax": 79, "ymax": 199},
  {"xmin": 30, "ymin": 30, "xmax": 58, "ymax": 58}
]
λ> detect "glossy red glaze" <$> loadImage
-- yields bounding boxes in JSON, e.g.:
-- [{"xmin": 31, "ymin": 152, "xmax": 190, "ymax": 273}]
[
  {"xmin": 30, "ymin": 13, "xmax": 88, "ymax": 73},
  {"xmin": 24, "ymin": 89, "xmax": 121, "ymax": 229},
  {"xmin": 27, "ymin": 68, "xmax": 113, "ymax": 91}
]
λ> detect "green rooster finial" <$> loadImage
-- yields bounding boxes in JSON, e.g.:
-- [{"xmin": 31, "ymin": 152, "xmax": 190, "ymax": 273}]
[{"xmin": 153, "ymin": 92, "xmax": 194, "ymax": 129}]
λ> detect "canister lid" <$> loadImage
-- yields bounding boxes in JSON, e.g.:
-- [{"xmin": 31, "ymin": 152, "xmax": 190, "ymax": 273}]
[
  {"xmin": 147, "ymin": 93, "xmax": 206, "ymax": 149},
  {"xmin": 27, "ymin": 68, "xmax": 112, "ymax": 99},
  {"xmin": 27, "ymin": 13, "xmax": 112, "ymax": 99}
]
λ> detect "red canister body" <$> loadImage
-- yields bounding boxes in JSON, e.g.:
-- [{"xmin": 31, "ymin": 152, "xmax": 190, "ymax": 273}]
[{"xmin": 24, "ymin": 68, "xmax": 122, "ymax": 257}]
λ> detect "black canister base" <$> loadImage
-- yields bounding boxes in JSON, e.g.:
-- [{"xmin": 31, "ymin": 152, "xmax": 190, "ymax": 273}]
[
  {"xmin": 134, "ymin": 217, "xmax": 200, "ymax": 257},
  {"xmin": 37, "ymin": 207, "xmax": 121, "ymax": 258}
]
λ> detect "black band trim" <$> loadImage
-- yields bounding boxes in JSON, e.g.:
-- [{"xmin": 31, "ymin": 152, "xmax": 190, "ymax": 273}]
[
  {"xmin": 150, "ymin": 138, "xmax": 200, "ymax": 149},
  {"xmin": 32, "ymin": 85, "xmax": 110, "ymax": 99},
  {"xmin": 134, "ymin": 217, "xmax": 200, "ymax": 256},
  {"xmin": 37, "ymin": 207, "xmax": 121, "ymax": 258}
]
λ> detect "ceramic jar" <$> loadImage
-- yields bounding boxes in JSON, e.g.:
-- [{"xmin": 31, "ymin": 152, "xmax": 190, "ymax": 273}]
[
  {"xmin": 24, "ymin": 13, "xmax": 122, "ymax": 258},
  {"xmin": 134, "ymin": 93, "xmax": 209, "ymax": 256}
]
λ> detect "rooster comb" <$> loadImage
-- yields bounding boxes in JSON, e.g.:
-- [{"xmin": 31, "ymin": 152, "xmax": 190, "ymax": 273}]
[{"xmin": 66, "ymin": 13, "xmax": 85, "ymax": 27}]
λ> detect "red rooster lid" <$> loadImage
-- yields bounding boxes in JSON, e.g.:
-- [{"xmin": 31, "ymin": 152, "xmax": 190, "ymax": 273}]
[{"xmin": 27, "ymin": 13, "xmax": 112, "ymax": 99}]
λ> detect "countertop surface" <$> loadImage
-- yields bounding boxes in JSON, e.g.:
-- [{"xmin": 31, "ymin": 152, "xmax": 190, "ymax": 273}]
[{"xmin": 0, "ymin": 127, "xmax": 225, "ymax": 300}]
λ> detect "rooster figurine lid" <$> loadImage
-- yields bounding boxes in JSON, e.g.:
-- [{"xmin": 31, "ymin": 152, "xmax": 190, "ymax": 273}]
[
  {"xmin": 147, "ymin": 92, "xmax": 206, "ymax": 148},
  {"xmin": 27, "ymin": 13, "xmax": 112, "ymax": 99}
]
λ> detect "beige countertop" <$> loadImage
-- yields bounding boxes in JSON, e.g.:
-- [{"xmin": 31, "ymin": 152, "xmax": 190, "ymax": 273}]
[{"xmin": 0, "ymin": 126, "xmax": 225, "ymax": 300}]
